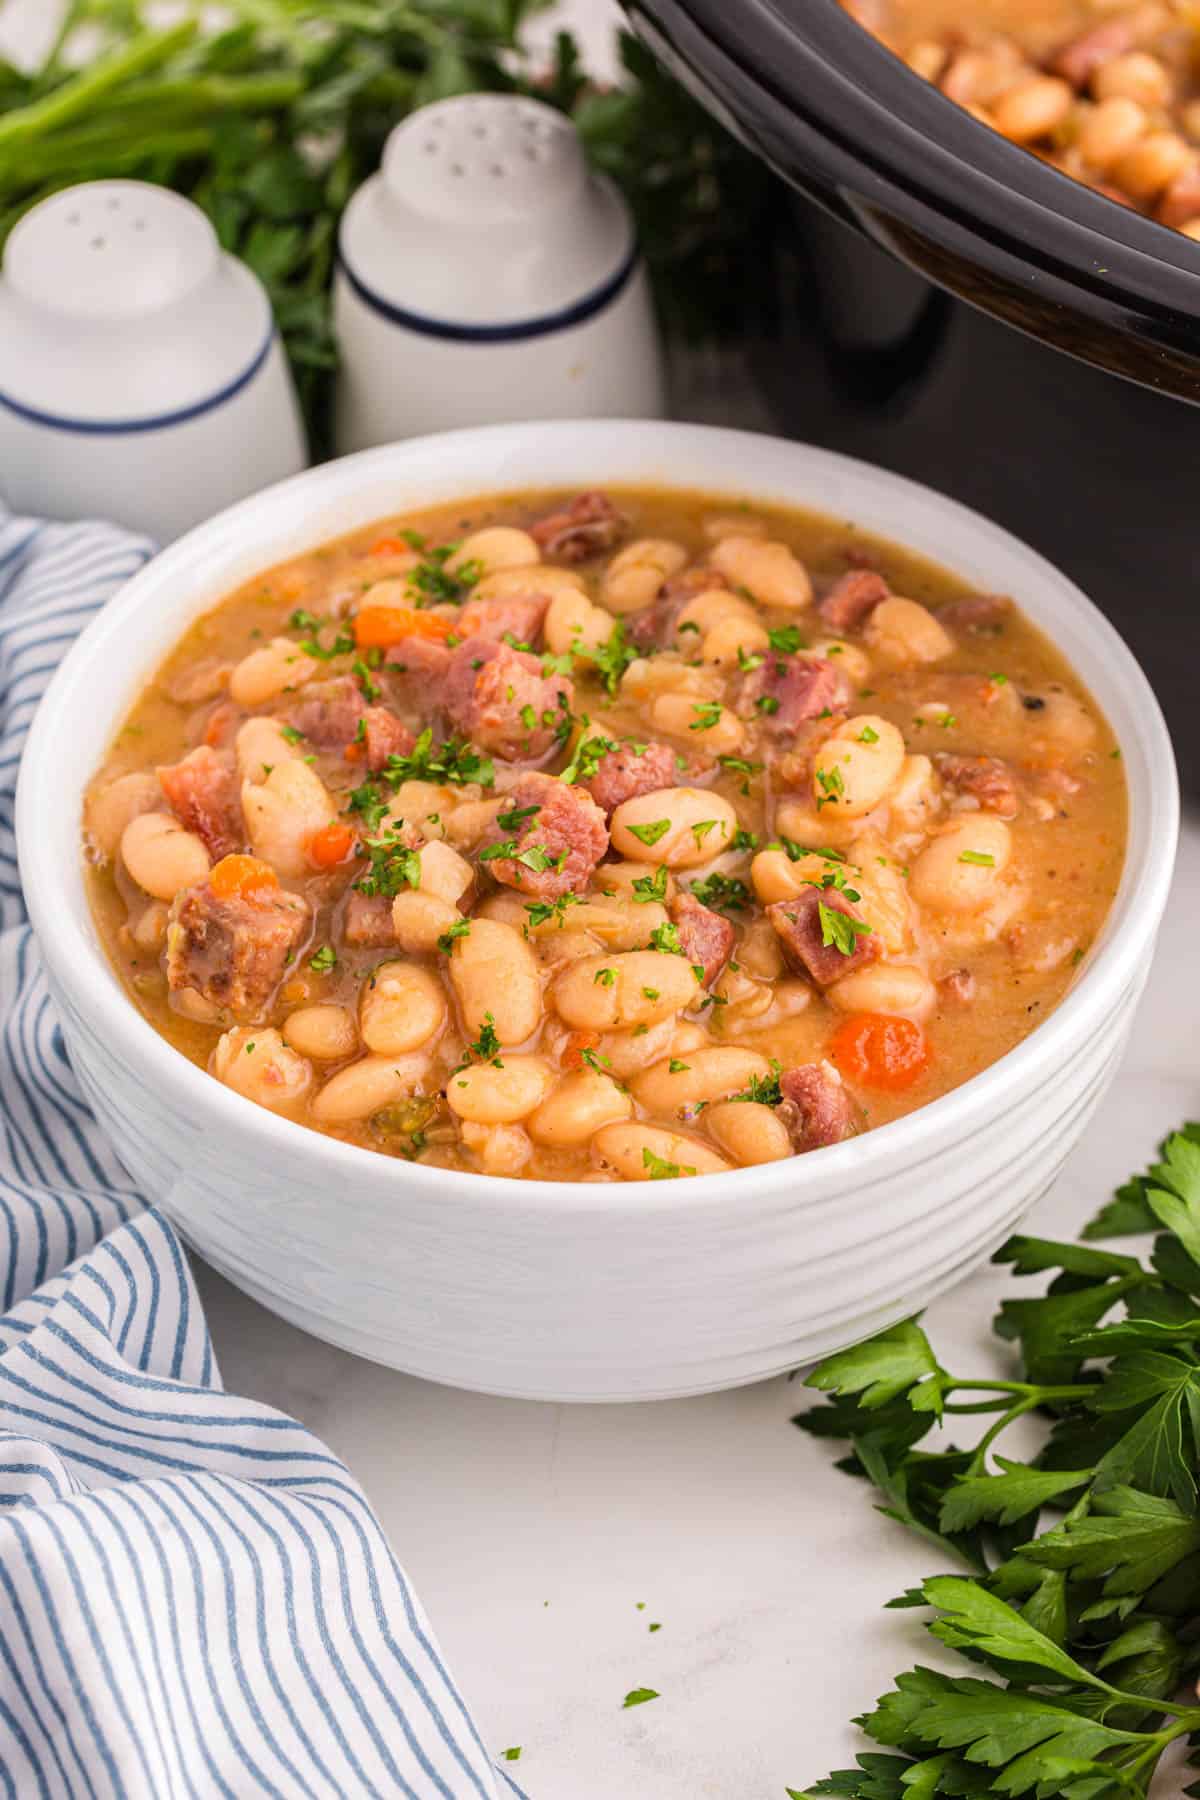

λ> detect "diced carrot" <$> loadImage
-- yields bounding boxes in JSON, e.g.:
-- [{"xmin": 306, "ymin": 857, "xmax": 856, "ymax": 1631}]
[
  {"xmin": 343, "ymin": 740, "xmax": 364, "ymax": 762},
  {"xmin": 353, "ymin": 604, "xmax": 453, "ymax": 651},
  {"xmin": 562, "ymin": 1030, "xmax": 601, "ymax": 1071},
  {"xmin": 209, "ymin": 854, "xmax": 280, "ymax": 901},
  {"xmin": 370, "ymin": 536, "xmax": 414, "ymax": 557},
  {"xmin": 307, "ymin": 820, "xmax": 356, "ymax": 870},
  {"xmin": 829, "ymin": 1013, "xmax": 931, "ymax": 1092}
]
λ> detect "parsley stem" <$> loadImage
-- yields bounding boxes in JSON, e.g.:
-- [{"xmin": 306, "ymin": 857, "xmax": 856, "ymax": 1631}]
[{"xmin": 947, "ymin": 1378, "xmax": 1094, "ymax": 1401}]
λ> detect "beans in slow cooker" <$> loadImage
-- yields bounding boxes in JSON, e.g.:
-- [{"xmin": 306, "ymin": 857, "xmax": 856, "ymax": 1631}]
[
  {"xmin": 82, "ymin": 485, "xmax": 1126, "ymax": 1182},
  {"xmin": 844, "ymin": 0, "xmax": 1200, "ymax": 236}
]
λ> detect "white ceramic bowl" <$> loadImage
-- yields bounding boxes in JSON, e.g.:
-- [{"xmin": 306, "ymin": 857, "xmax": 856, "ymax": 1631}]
[{"xmin": 16, "ymin": 423, "xmax": 1178, "ymax": 1402}]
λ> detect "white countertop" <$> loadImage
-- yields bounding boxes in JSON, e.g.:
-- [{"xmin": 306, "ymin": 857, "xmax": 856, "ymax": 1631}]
[
  {"xmin": 194, "ymin": 817, "xmax": 1198, "ymax": 1800},
  {"xmin": 7, "ymin": 2, "xmax": 1196, "ymax": 1792}
]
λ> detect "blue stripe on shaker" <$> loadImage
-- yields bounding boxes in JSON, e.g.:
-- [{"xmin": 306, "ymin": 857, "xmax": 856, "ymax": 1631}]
[
  {"xmin": 338, "ymin": 238, "xmax": 640, "ymax": 341},
  {"xmin": 0, "ymin": 330, "xmax": 274, "ymax": 435}
]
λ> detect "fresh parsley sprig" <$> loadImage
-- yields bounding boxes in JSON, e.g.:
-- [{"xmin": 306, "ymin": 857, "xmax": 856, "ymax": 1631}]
[{"xmin": 794, "ymin": 1123, "xmax": 1200, "ymax": 1800}]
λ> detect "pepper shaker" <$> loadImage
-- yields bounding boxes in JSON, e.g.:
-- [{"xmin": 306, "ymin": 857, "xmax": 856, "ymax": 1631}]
[
  {"xmin": 0, "ymin": 181, "xmax": 308, "ymax": 543},
  {"xmin": 334, "ymin": 95, "xmax": 665, "ymax": 452}
]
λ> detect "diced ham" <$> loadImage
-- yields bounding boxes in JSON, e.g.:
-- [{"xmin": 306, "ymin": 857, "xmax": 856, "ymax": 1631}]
[
  {"xmin": 1158, "ymin": 163, "xmax": 1200, "ymax": 231},
  {"xmin": 166, "ymin": 882, "xmax": 309, "ymax": 1016},
  {"xmin": 936, "ymin": 594, "xmax": 1012, "ymax": 632},
  {"xmin": 482, "ymin": 773, "xmax": 608, "ymax": 901},
  {"xmin": 767, "ymin": 888, "xmax": 880, "ymax": 988},
  {"xmin": 456, "ymin": 591, "xmax": 550, "ymax": 648},
  {"xmin": 157, "ymin": 746, "xmax": 243, "ymax": 860},
  {"xmin": 583, "ymin": 740, "xmax": 687, "ymax": 817},
  {"xmin": 441, "ymin": 636, "xmax": 574, "ymax": 762},
  {"xmin": 288, "ymin": 676, "xmax": 364, "ymax": 748},
  {"xmin": 627, "ymin": 568, "xmax": 729, "ymax": 651},
  {"xmin": 360, "ymin": 706, "xmax": 415, "ymax": 773},
  {"xmin": 779, "ymin": 1063, "xmax": 859, "ymax": 1151},
  {"xmin": 671, "ymin": 892, "xmax": 734, "ymax": 987},
  {"xmin": 340, "ymin": 891, "xmax": 396, "ymax": 948},
  {"xmin": 528, "ymin": 491, "xmax": 627, "ymax": 563},
  {"xmin": 935, "ymin": 752, "xmax": 1020, "ymax": 819},
  {"xmin": 383, "ymin": 637, "xmax": 453, "ymax": 684},
  {"xmin": 735, "ymin": 653, "xmax": 851, "ymax": 734},
  {"xmin": 818, "ymin": 570, "xmax": 889, "ymax": 634},
  {"xmin": 940, "ymin": 968, "xmax": 976, "ymax": 1006},
  {"xmin": 1050, "ymin": 18, "xmax": 1133, "ymax": 88}
]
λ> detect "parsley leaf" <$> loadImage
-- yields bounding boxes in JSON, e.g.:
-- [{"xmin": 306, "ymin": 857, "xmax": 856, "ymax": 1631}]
[
  {"xmin": 621, "ymin": 1686, "xmax": 661, "ymax": 1707},
  {"xmin": 354, "ymin": 832, "xmax": 421, "ymax": 898},
  {"xmin": 631, "ymin": 864, "xmax": 669, "ymax": 903},
  {"xmin": 628, "ymin": 819, "xmax": 671, "ymax": 847},
  {"xmin": 381, "ymin": 728, "xmax": 494, "ymax": 791},
  {"xmin": 688, "ymin": 872, "xmax": 750, "ymax": 913},
  {"xmin": 818, "ymin": 900, "xmax": 873, "ymax": 957}
]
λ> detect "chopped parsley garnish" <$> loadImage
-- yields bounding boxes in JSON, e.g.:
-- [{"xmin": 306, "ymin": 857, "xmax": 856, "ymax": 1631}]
[
  {"xmin": 649, "ymin": 922, "xmax": 684, "ymax": 955},
  {"xmin": 939, "ymin": 712, "xmax": 958, "ymax": 730},
  {"xmin": 668, "ymin": 1059, "xmax": 690, "ymax": 1074},
  {"xmin": 815, "ymin": 766, "xmax": 845, "ymax": 808},
  {"xmin": 857, "ymin": 725, "xmax": 879, "ymax": 744},
  {"xmin": 279, "ymin": 724, "xmax": 305, "ymax": 745},
  {"xmin": 732, "ymin": 828, "xmax": 760, "ymax": 853},
  {"xmin": 718, "ymin": 755, "xmax": 763, "ymax": 780},
  {"xmin": 690, "ymin": 819, "xmax": 719, "ymax": 849},
  {"xmin": 436, "ymin": 919, "xmax": 471, "ymax": 953},
  {"xmin": 641, "ymin": 1154, "xmax": 692, "ymax": 1183},
  {"xmin": 479, "ymin": 837, "xmax": 558, "ymax": 873},
  {"xmin": 496, "ymin": 802, "xmax": 540, "ymax": 832},
  {"xmin": 352, "ymin": 657, "xmax": 381, "ymax": 703},
  {"xmin": 594, "ymin": 967, "xmax": 617, "ymax": 987},
  {"xmin": 817, "ymin": 900, "xmax": 873, "ymax": 957},
  {"xmin": 990, "ymin": 670, "xmax": 1008, "ymax": 684},
  {"xmin": 560, "ymin": 733, "xmax": 617, "ymax": 785},
  {"xmin": 381, "ymin": 728, "xmax": 494, "ymax": 790},
  {"xmin": 406, "ymin": 543, "xmax": 481, "ymax": 608},
  {"xmin": 465, "ymin": 1014, "xmax": 502, "ymax": 1065},
  {"xmin": 631, "ymin": 865, "xmax": 669, "ymax": 903},
  {"xmin": 958, "ymin": 850, "xmax": 996, "ymax": 866},
  {"xmin": 500, "ymin": 1748, "xmax": 521, "ymax": 1763},
  {"xmin": 730, "ymin": 1062, "xmax": 783, "ymax": 1106},
  {"xmin": 581, "ymin": 1046, "xmax": 613, "ymax": 1073},
  {"xmin": 589, "ymin": 621, "xmax": 639, "ymax": 696},
  {"xmin": 767, "ymin": 624, "xmax": 805, "ymax": 654},
  {"xmin": 309, "ymin": 944, "xmax": 338, "ymax": 973},
  {"xmin": 628, "ymin": 819, "xmax": 671, "ymax": 847},
  {"xmin": 755, "ymin": 694, "xmax": 781, "ymax": 717},
  {"xmin": 737, "ymin": 645, "xmax": 764, "ymax": 673},
  {"xmin": 355, "ymin": 832, "xmax": 422, "ymax": 898},
  {"xmin": 519, "ymin": 702, "xmax": 538, "ymax": 731},
  {"xmin": 688, "ymin": 872, "xmax": 751, "ymax": 913},
  {"xmin": 344, "ymin": 778, "xmax": 390, "ymax": 833},
  {"xmin": 642, "ymin": 986, "xmax": 660, "ymax": 1001},
  {"xmin": 689, "ymin": 700, "xmax": 723, "ymax": 732},
  {"xmin": 524, "ymin": 892, "xmax": 581, "ymax": 930}
]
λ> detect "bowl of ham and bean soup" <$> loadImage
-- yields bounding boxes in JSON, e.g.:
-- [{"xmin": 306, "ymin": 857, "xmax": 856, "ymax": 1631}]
[{"xmin": 17, "ymin": 422, "xmax": 1176, "ymax": 1399}]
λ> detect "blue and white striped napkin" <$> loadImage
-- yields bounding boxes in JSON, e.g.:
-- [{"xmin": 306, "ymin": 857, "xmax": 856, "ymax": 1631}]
[{"xmin": 0, "ymin": 514, "xmax": 525, "ymax": 1800}]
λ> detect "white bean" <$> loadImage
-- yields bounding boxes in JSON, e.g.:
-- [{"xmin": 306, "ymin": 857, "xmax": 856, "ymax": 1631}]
[
  {"xmin": 391, "ymin": 891, "xmax": 463, "ymax": 955},
  {"xmin": 631, "ymin": 1047, "xmax": 770, "ymax": 1115},
  {"xmin": 282, "ymin": 1005, "xmax": 358, "ymax": 1060},
  {"xmin": 811, "ymin": 716, "xmax": 905, "ymax": 819},
  {"xmin": 448, "ymin": 917, "xmax": 541, "ymax": 1045},
  {"xmin": 610, "ymin": 788, "xmax": 737, "ymax": 868},
  {"xmin": 909, "ymin": 816, "xmax": 1012, "ymax": 914},
  {"xmin": 229, "ymin": 636, "xmax": 319, "ymax": 707},
  {"xmin": 446, "ymin": 1055, "xmax": 552, "ymax": 1124},
  {"xmin": 705, "ymin": 1101, "xmax": 791, "ymax": 1166},
  {"xmin": 413, "ymin": 838, "xmax": 473, "ymax": 904},
  {"xmin": 827, "ymin": 962, "xmax": 936, "ymax": 1019},
  {"xmin": 474, "ymin": 565, "xmax": 583, "ymax": 604},
  {"xmin": 213, "ymin": 1028, "xmax": 312, "ymax": 1110},
  {"xmin": 647, "ymin": 694, "xmax": 746, "ymax": 754},
  {"xmin": 310, "ymin": 1051, "xmax": 430, "ymax": 1124},
  {"xmin": 446, "ymin": 526, "xmax": 539, "ymax": 575},
  {"xmin": 707, "ymin": 536, "xmax": 812, "ymax": 609},
  {"xmin": 554, "ymin": 950, "xmax": 701, "ymax": 1030},
  {"xmin": 544, "ymin": 588, "xmax": 614, "ymax": 659},
  {"xmin": 236, "ymin": 716, "xmax": 304, "ymax": 786},
  {"xmin": 241, "ymin": 761, "xmax": 335, "ymax": 879},
  {"xmin": 601, "ymin": 539, "xmax": 688, "ymax": 614},
  {"xmin": 85, "ymin": 771, "xmax": 162, "ymax": 860},
  {"xmin": 592, "ymin": 860, "xmax": 678, "ymax": 903},
  {"xmin": 864, "ymin": 597, "xmax": 954, "ymax": 666},
  {"xmin": 591, "ymin": 1122, "xmax": 731, "ymax": 1180},
  {"xmin": 526, "ymin": 1068, "xmax": 633, "ymax": 1147},
  {"xmin": 360, "ymin": 962, "xmax": 447, "ymax": 1054},
  {"xmin": 121, "ymin": 812, "xmax": 210, "ymax": 901},
  {"xmin": 459, "ymin": 1120, "xmax": 533, "ymax": 1176}
]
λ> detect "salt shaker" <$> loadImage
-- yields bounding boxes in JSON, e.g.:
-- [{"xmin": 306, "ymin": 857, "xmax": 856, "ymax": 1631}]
[
  {"xmin": 334, "ymin": 95, "xmax": 665, "ymax": 452},
  {"xmin": 0, "ymin": 181, "xmax": 307, "ymax": 543}
]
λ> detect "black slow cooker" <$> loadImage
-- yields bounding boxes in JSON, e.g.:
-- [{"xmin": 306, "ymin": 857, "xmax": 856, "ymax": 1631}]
[{"xmin": 631, "ymin": 0, "xmax": 1200, "ymax": 788}]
